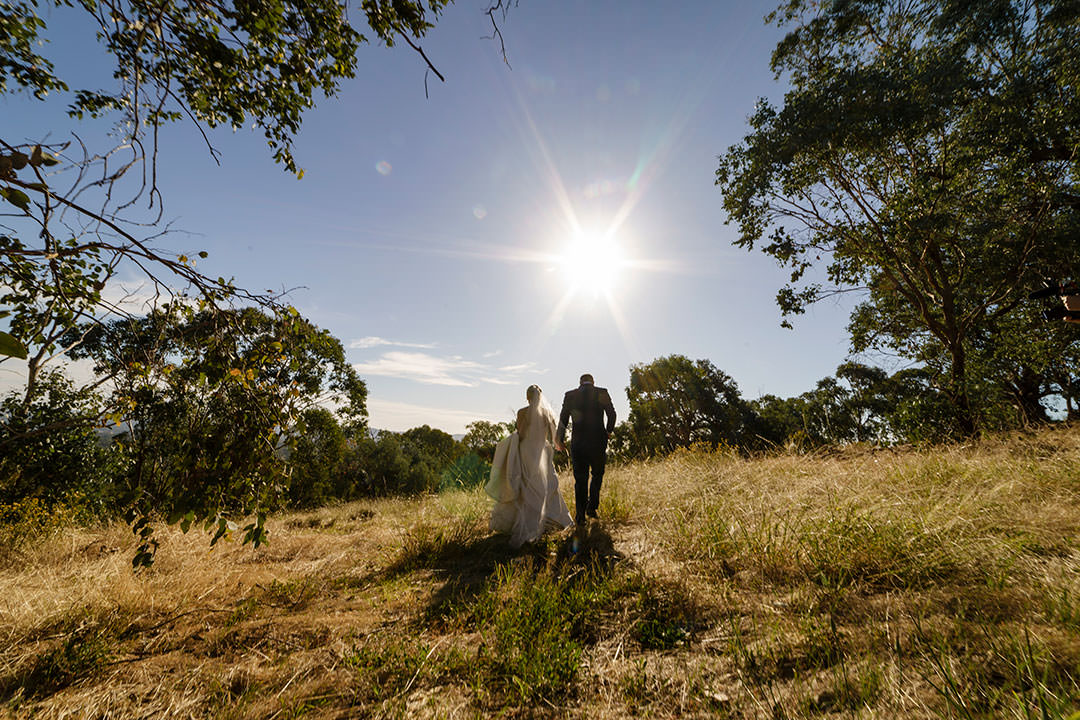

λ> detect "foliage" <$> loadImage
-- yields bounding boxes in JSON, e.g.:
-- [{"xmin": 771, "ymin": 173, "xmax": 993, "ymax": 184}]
[
  {"xmin": 439, "ymin": 452, "xmax": 489, "ymax": 491},
  {"xmin": 67, "ymin": 304, "xmax": 366, "ymax": 565},
  {"xmin": 401, "ymin": 424, "xmax": 462, "ymax": 469},
  {"xmin": 750, "ymin": 361, "xmax": 938, "ymax": 446},
  {"xmin": 717, "ymin": 0, "xmax": 1080, "ymax": 434},
  {"xmin": 0, "ymin": 371, "xmax": 123, "ymax": 516},
  {"xmin": 0, "ymin": 497, "xmax": 68, "ymax": 558},
  {"xmin": 625, "ymin": 354, "xmax": 754, "ymax": 456},
  {"xmin": 461, "ymin": 419, "xmax": 514, "ymax": 462},
  {"xmin": 287, "ymin": 407, "xmax": 348, "ymax": 509},
  {"xmin": 1, "ymin": 0, "xmax": 462, "ymax": 555},
  {"xmin": 348, "ymin": 426, "xmax": 468, "ymax": 497},
  {"xmin": 2, "ymin": 0, "xmax": 451, "ymax": 174}
]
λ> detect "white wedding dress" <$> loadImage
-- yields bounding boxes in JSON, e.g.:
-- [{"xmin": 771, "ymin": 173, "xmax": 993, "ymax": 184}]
[{"xmin": 485, "ymin": 395, "xmax": 573, "ymax": 548}]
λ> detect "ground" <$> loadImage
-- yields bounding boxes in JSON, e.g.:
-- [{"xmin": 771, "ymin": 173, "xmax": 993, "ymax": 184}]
[{"xmin": 2, "ymin": 427, "xmax": 1079, "ymax": 718}]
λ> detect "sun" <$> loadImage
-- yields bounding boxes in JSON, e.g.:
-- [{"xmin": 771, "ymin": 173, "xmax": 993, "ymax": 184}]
[{"xmin": 560, "ymin": 230, "xmax": 625, "ymax": 297}]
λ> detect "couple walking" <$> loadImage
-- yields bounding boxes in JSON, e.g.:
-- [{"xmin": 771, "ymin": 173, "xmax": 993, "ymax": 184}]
[{"xmin": 486, "ymin": 374, "xmax": 617, "ymax": 548}]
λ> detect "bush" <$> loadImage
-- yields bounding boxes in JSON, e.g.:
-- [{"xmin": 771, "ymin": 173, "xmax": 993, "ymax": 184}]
[
  {"xmin": 0, "ymin": 371, "xmax": 124, "ymax": 518},
  {"xmin": 0, "ymin": 497, "xmax": 69, "ymax": 557},
  {"xmin": 439, "ymin": 452, "xmax": 489, "ymax": 491}
]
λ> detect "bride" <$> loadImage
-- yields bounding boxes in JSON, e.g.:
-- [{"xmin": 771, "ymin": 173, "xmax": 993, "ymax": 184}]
[{"xmin": 485, "ymin": 384, "xmax": 574, "ymax": 547}]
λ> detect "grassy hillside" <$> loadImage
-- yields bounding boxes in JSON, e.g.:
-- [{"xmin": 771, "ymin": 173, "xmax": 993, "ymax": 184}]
[{"xmin": 2, "ymin": 427, "xmax": 1079, "ymax": 718}]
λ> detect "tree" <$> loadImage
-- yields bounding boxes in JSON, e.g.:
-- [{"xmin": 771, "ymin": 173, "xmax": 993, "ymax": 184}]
[
  {"xmin": 1, "ymin": 0, "xmax": 484, "ymax": 559},
  {"xmin": 462, "ymin": 419, "xmax": 514, "ymax": 462},
  {"xmin": 399, "ymin": 425, "xmax": 463, "ymax": 493},
  {"xmin": 68, "ymin": 304, "xmax": 366, "ymax": 564},
  {"xmin": 351, "ymin": 431, "xmax": 433, "ymax": 496},
  {"xmin": 287, "ymin": 407, "xmax": 348, "ymax": 509},
  {"xmin": 748, "ymin": 362, "xmax": 893, "ymax": 448},
  {"xmin": 0, "ymin": 370, "xmax": 123, "ymax": 515},
  {"xmin": 878, "ymin": 366, "xmax": 963, "ymax": 444},
  {"xmin": 717, "ymin": 0, "xmax": 1080, "ymax": 435},
  {"xmin": 625, "ymin": 355, "xmax": 752, "ymax": 456},
  {"xmin": 748, "ymin": 394, "xmax": 806, "ymax": 449},
  {"xmin": 2, "ymin": 0, "xmax": 458, "ymax": 365}
]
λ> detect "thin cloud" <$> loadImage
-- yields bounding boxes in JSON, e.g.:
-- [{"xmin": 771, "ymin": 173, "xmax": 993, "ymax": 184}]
[
  {"xmin": 352, "ymin": 352, "xmax": 481, "ymax": 387},
  {"xmin": 349, "ymin": 336, "xmax": 438, "ymax": 350},
  {"xmin": 498, "ymin": 363, "xmax": 543, "ymax": 373},
  {"xmin": 353, "ymin": 351, "xmax": 545, "ymax": 387}
]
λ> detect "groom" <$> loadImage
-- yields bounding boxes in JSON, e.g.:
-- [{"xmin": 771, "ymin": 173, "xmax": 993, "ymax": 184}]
[{"xmin": 556, "ymin": 373, "xmax": 617, "ymax": 525}]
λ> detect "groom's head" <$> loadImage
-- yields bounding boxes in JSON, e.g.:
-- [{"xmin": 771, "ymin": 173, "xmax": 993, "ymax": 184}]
[{"xmin": 579, "ymin": 373, "xmax": 594, "ymax": 386}]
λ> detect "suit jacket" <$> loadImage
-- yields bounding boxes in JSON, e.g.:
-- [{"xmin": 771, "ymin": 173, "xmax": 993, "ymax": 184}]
[{"xmin": 558, "ymin": 383, "xmax": 616, "ymax": 452}]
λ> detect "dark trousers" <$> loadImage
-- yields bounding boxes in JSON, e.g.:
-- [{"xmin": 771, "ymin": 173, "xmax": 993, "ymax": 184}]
[{"xmin": 571, "ymin": 443, "xmax": 606, "ymax": 521}]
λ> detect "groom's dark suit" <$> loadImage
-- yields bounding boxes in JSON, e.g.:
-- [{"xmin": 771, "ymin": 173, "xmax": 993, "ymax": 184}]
[{"xmin": 557, "ymin": 379, "xmax": 616, "ymax": 523}]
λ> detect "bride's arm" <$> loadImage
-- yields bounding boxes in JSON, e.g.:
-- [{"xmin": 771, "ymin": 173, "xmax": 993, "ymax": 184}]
[{"xmin": 545, "ymin": 410, "xmax": 557, "ymax": 446}]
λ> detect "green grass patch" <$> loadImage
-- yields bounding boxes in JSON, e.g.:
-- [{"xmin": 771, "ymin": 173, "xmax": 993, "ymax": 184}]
[
  {"xmin": 465, "ymin": 558, "xmax": 622, "ymax": 704},
  {"xmin": 626, "ymin": 575, "xmax": 701, "ymax": 650},
  {"xmin": 343, "ymin": 635, "xmax": 470, "ymax": 708},
  {"xmin": 389, "ymin": 516, "xmax": 487, "ymax": 574},
  {"xmin": 262, "ymin": 575, "xmax": 321, "ymax": 611},
  {"xmin": 915, "ymin": 620, "xmax": 1080, "ymax": 719},
  {"xmin": 797, "ymin": 506, "xmax": 966, "ymax": 591},
  {"xmin": 3, "ymin": 626, "xmax": 114, "ymax": 700}
]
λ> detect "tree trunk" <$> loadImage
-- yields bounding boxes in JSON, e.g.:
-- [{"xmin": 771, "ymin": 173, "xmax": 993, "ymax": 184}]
[
  {"xmin": 948, "ymin": 344, "xmax": 978, "ymax": 436},
  {"xmin": 1008, "ymin": 367, "xmax": 1049, "ymax": 426},
  {"xmin": 22, "ymin": 354, "xmax": 41, "ymax": 407}
]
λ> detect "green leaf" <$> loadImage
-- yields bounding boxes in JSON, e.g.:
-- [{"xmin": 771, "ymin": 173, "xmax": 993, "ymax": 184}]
[
  {"xmin": 210, "ymin": 517, "xmax": 229, "ymax": 545},
  {"xmin": 0, "ymin": 331, "xmax": 28, "ymax": 359},
  {"xmin": 0, "ymin": 187, "xmax": 31, "ymax": 212}
]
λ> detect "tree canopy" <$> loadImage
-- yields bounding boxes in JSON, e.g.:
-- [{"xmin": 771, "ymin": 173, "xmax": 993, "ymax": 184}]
[
  {"xmin": 3, "ymin": 0, "xmax": 452, "ymax": 171},
  {"xmin": 625, "ymin": 355, "xmax": 753, "ymax": 456},
  {"xmin": 717, "ymin": 0, "xmax": 1080, "ymax": 434},
  {"xmin": 1, "ymin": 0, "xmax": 460, "ymax": 368},
  {"xmin": 65, "ymin": 305, "xmax": 366, "ymax": 563},
  {"xmin": 1, "ymin": 0, "xmax": 468, "ymax": 559}
]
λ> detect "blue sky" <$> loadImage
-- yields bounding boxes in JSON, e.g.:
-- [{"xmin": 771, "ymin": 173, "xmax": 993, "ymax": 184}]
[{"xmin": 3, "ymin": 0, "xmax": 856, "ymax": 434}]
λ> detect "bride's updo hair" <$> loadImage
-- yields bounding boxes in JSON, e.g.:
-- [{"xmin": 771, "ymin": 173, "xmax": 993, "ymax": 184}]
[{"xmin": 526, "ymin": 384, "xmax": 542, "ymax": 406}]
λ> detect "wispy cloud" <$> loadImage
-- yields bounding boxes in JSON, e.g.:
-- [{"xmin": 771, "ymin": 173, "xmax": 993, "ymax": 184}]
[
  {"xmin": 352, "ymin": 352, "xmax": 543, "ymax": 387},
  {"xmin": 352, "ymin": 352, "xmax": 482, "ymax": 387},
  {"xmin": 498, "ymin": 363, "xmax": 544, "ymax": 373},
  {"xmin": 349, "ymin": 336, "xmax": 438, "ymax": 350},
  {"xmin": 478, "ymin": 376, "xmax": 518, "ymax": 386}
]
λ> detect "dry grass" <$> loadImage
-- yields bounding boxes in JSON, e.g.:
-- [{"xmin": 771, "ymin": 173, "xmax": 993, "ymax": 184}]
[{"xmin": 2, "ymin": 426, "xmax": 1079, "ymax": 718}]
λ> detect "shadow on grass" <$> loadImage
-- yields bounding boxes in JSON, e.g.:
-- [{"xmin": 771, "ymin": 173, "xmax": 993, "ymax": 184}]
[{"xmin": 379, "ymin": 518, "xmax": 626, "ymax": 626}]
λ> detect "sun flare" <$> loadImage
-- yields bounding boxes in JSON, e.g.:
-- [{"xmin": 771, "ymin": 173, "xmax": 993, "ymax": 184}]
[{"xmin": 560, "ymin": 230, "xmax": 624, "ymax": 297}]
